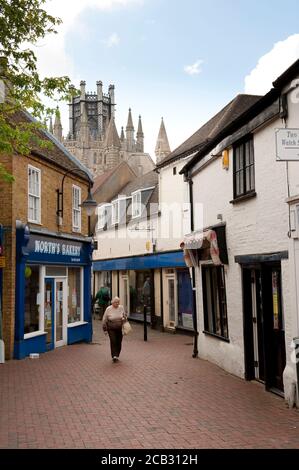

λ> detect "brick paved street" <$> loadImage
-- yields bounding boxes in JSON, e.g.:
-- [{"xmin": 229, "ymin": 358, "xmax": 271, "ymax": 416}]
[{"xmin": 0, "ymin": 320, "xmax": 298, "ymax": 449}]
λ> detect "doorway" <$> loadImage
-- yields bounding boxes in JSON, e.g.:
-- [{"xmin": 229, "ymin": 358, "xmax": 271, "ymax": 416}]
[
  {"xmin": 164, "ymin": 271, "xmax": 177, "ymax": 327},
  {"xmin": 242, "ymin": 263, "xmax": 286, "ymax": 395},
  {"xmin": 44, "ymin": 278, "xmax": 67, "ymax": 350}
]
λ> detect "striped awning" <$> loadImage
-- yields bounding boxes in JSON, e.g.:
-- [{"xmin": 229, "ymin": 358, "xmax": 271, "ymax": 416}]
[{"xmin": 180, "ymin": 229, "xmax": 221, "ymax": 267}]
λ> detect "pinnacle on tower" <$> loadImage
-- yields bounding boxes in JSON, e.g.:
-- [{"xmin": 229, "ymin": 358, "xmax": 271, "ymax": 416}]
[
  {"xmin": 49, "ymin": 115, "xmax": 53, "ymax": 134},
  {"xmin": 136, "ymin": 115, "xmax": 144, "ymax": 153},
  {"xmin": 53, "ymin": 106, "xmax": 62, "ymax": 142},
  {"xmin": 126, "ymin": 108, "xmax": 134, "ymax": 131},
  {"xmin": 120, "ymin": 126, "xmax": 125, "ymax": 141},
  {"xmin": 105, "ymin": 117, "xmax": 121, "ymax": 148},
  {"xmin": 155, "ymin": 117, "xmax": 171, "ymax": 163}
]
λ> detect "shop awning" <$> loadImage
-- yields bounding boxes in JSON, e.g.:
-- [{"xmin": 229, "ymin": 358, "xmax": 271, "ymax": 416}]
[{"xmin": 180, "ymin": 227, "xmax": 227, "ymax": 267}]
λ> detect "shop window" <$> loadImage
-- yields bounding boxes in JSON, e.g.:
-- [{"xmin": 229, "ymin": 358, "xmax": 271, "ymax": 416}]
[
  {"xmin": 72, "ymin": 185, "xmax": 81, "ymax": 232},
  {"xmin": 128, "ymin": 271, "xmax": 152, "ymax": 318},
  {"xmin": 68, "ymin": 267, "xmax": 82, "ymax": 323},
  {"xmin": 202, "ymin": 265, "xmax": 229, "ymax": 340},
  {"xmin": 24, "ymin": 265, "xmax": 40, "ymax": 334},
  {"xmin": 28, "ymin": 165, "xmax": 41, "ymax": 224}
]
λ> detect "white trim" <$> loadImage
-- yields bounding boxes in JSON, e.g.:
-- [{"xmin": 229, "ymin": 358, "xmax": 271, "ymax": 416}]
[
  {"xmin": 67, "ymin": 321, "xmax": 88, "ymax": 328},
  {"xmin": 132, "ymin": 191, "xmax": 142, "ymax": 219},
  {"xmin": 111, "ymin": 199, "xmax": 119, "ymax": 225},
  {"xmin": 28, "ymin": 165, "xmax": 41, "ymax": 224},
  {"xmin": 80, "ymin": 266, "xmax": 84, "ymax": 322},
  {"xmin": 97, "ymin": 203, "xmax": 112, "ymax": 230},
  {"xmin": 24, "ymin": 330, "xmax": 47, "ymax": 339},
  {"xmin": 72, "ymin": 184, "xmax": 82, "ymax": 233}
]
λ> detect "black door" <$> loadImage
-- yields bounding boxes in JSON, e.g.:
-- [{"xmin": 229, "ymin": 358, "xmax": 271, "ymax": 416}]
[
  {"xmin": 243, "ymin": 263, "xmax": 286, "ymax": 394},
  {"xmin": 262, "ymin": 264, "xmax": 286, "ymax": 393}
]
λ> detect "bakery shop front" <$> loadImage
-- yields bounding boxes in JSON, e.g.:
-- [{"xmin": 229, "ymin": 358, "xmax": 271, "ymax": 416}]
[{"xmin": 14, "ymin": 222, "xmax": 93, "ymax": 359}]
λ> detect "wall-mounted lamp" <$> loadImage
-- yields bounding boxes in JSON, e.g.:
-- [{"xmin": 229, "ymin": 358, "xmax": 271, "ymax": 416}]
[
  {"xmin": 56, "ymin": 168, "xmax": 97, "ymax": 236},
  {"xmin": 222, "ymin": 149, "xmax": 229, "ymax": 170}
]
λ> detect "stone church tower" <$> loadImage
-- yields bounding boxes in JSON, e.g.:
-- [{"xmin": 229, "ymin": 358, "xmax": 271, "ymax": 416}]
[
  {"xmin": 52, "ymin": 81, "xmax": 155, "ymax": 177},
  {"xmin": 155, "ymin": 117, "xmax": 171, "ymax": 164}
]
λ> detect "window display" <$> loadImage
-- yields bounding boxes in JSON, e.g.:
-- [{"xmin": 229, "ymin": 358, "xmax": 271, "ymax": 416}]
[
  {"xmin": 68, "ymin": 268, "xmax": 81, "ymax": 323},
  {"xmin": 24, "ymin": 265, "xmax": 40, "ymax": 334}
]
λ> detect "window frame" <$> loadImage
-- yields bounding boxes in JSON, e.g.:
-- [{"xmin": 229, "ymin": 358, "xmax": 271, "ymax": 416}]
[
  {"xmin": 28, "ymin": 165, "xmax": 41, "ymax": 224},
  {"xmin": 97, "ymin": 203, "xmax": 112, "ymax": 230},
  {"xmin": 202, "ymin": 264, "xmax": 229, "ymax": 341},
  {"xmin": 132, "ymin": 190, "xmax": 142, "ymax": 219},
  {"xmin": 233, "ymin": 136, "xmax": 255, "ymax": 200},
  {"xmin": 72, "ymin": 185, "xmax": 82, "ymax": 233},
  {"xmin": 111, "ymin": 199, "xmax": 119, "ymax": 225}
]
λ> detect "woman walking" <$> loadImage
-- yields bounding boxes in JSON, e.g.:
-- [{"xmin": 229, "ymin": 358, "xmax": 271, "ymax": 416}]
[{"xmin": 102, "ymin": 297, "xmax": 127, "ymax": 362}]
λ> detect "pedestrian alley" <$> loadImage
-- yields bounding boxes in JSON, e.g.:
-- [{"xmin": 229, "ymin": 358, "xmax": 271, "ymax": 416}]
[{"xmin": 0, "ymin": 321, "xmax": 298, "ymax": 449}]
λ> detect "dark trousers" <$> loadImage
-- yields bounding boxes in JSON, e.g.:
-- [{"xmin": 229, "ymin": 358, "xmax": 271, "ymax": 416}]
[{"xmin": 108, "ymin": 328, "xmax": 123, "ymax": 358}]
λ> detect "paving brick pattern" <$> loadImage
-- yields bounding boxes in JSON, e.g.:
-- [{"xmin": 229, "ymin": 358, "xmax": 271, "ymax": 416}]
[{"xmin": 0, "ymin": 320, "xmax": 299, "ymax": 449}]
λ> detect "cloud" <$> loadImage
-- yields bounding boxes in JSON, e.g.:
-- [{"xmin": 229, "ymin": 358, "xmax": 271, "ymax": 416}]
[
  {"xmin": 102, "ymin": 32, "xmax": 121, "ymax": 47},
  {"xmin": 184, "ymin": 60, "xmax": 203, "ymax": 76},
  {"xmin": 244, "ymin": 34, "xmax": 299, "ymax": 95}
]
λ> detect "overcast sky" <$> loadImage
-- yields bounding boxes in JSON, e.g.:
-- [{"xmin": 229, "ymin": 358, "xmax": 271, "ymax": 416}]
[{"xmin": 38, "ymin": 0, "xmax": 299, "ymax": 160}]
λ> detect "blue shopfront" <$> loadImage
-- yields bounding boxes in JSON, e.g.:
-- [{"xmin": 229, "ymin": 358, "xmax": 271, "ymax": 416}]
[
  {"xmin": 15, "ymin": 222, "xmax": 93, "ymax": 359},
  {"xmin": 93, "ymin": 251, "xmax": 194, "ymax": 331}
]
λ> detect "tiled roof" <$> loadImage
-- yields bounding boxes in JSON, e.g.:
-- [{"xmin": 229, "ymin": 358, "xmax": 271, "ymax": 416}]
[
  {"xmin": 119, "ymin": 170, "xmax": 158, "ymax": 197},
  {"xmin": 12, "ymin": 111, "xmax": 92, "ymax": 182},
  {"xmin": 157, "ymin": 94, "xmax": 261, "ymax": 167}
]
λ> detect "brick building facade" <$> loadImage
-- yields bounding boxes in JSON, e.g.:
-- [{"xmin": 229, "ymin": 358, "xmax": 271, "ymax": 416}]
[{"xmin": 0, "ymin": 111, "xmax": 94, "ymax": 359}]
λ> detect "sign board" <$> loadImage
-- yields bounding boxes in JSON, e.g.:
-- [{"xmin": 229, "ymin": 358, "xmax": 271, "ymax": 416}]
[
  {"xmin": 182, "ymin": 312, "xmax": 193, "ymax": 329},
  {"xmin": 0, "ymin": 256, "xmax": 5, "ymax": 268},
  {"xmin": 276, "ymin": 128, "xmax": 299, "ymax": 161}
]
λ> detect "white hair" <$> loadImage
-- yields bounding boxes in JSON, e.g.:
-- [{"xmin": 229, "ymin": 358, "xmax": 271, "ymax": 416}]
[{"xmin": 112, "ymin": 296, "xmax": 120, "ymax": 302}]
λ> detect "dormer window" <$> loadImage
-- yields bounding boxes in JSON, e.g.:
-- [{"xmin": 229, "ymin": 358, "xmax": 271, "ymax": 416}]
[
  {"xmin": 97, "ymin": 203, "xmax": 112, "ymax": 230},
  {"xmin": 111, "ymin": 199, "xmax": 119, "ymax": 225},
  {"xmin": 132, "ymin": 191, "xmax": 142, "ymax": 218}
]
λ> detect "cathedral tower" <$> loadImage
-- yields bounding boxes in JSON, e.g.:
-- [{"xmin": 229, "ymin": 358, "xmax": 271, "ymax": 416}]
[{"xmin": 155, "ymin": 117, "xmax": 171, "ymax": 163}]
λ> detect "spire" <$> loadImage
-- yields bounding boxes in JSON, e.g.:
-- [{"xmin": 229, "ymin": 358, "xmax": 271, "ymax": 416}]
[
  {"xmin": 120, "ymin": 126, "xmax": 125, "ymax": 141},
  {"xmin": 137, "ymin": 115, "xmax": 143, "ymax": 138},
  {"xmin": 105, "ymin": 117, "xmax": 121, "ymax": 148},
  {"xmin": 49, "ymin": 115, "xmax": 53, "ymax": 134},
  {"xmin": 126, "ymin": 108, "xmax": 135, "ymax": 152},
  {"xmin": 136, "ymin": 115, "xmax": 144, "ymax": 152},
  {"xmin": 53, "ymin": 106, "xmax": 62, "ymax": 142},
  {"xmin": 126, "ymin": 108, "xmax": 134, "ymax": 131},
  {"xmin": 155, "ymin": 117, "xmax": 171, "ymax": 163}
]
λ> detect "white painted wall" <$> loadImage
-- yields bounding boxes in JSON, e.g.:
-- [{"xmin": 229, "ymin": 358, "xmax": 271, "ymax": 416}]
[
  {"xmin": 157, "ymin": 157, "xmax": 191, "ymax": 252},
  {"xmin": 191, "ymin": 86, "xmax": 299, "ymax": 402}
]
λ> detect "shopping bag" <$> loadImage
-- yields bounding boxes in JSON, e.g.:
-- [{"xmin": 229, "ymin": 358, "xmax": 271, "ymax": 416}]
[{"xmin": 122, "ymin": 320, "xmax": 132, "ymax": 335}]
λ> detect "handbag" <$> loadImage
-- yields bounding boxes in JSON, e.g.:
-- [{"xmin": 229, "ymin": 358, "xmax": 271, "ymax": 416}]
[{"xmin": 122, "ymin": 320, "xmax": 132, "ymax": 335}]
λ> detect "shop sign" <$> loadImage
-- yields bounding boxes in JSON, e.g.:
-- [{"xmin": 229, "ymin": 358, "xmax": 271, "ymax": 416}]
[
  {"xmin": 27, "ymin": 234, "xmax": 87, "ymax": 264},
  {"xmin": 276, "ymin": 128, "xmax": 299, "ymax": 161}
]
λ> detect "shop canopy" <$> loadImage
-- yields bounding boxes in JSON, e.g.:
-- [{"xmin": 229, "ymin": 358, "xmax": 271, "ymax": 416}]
[{"xmin": 180, "ymin": 227, "xmax": 228, "ymax": 267}]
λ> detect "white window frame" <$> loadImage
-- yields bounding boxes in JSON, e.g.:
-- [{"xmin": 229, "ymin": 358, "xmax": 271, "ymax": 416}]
[
  {"xmin": 28, "ymin": 165, "xmax": 41, "ymax": 224},
  {"xmin": 72, "ymin": 185, "xmax": 81, "ymax": 233},
  {"xmin": 111, "ymin": 199, "xmax": 119, "ymax": 225},
  {"xmin": 97, "ymin": 203, "xmax": 112, "ymax": 230},
  {"xmin": 67, "ymin": 267, "xmax": 85, "ymax": 327},
  {"xmin": 132, "ymin": 191, "xmax": 142, "ymax": 219}
]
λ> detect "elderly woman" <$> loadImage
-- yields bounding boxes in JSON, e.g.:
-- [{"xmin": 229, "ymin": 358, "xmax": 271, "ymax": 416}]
[{"xmin": 102, "ymin": 297, "xmax": 127, "ymax": 362}]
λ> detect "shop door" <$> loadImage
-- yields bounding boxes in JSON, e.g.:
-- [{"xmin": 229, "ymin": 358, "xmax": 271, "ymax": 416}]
[
  {"xmin": 44, "ymin": 278, "xmax": 67, "ymax": 349},
  {"xmin": 177, "ymin": 269, "xmax": 194, "ymax": 330},
  {"xmin": 120, "ymin": 273, "xmax": 130, "ymax": 314},
  {"xmin": 243, "ymin": 264, "xmax": 286, "ymax": 394},
  {"xmin": 44, "ymin": 278, "xmax": 54, "ymax": 350},
  {"xmin": 55, "ymin": 279, "xmax": 67, "ymax": 348},
  {"xmin": 165, "ymin": 275, "xmax": 177, "ymax": 325},
  {"xmin": 262, "ymin": 265, "xmax": 286, "ymax": 394}
]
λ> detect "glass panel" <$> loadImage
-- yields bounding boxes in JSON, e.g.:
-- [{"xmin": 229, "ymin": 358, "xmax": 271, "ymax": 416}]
[
  {"xmin": 128, "ymin": 270, "xmax": 151, "ymax": 320},
  {"xmin": 168, "ymin": 279, "xmax": 175, "ymax": 322},
  {"xmin": 56, "ymin": 281, "xmax": 63, "ymax": 341},
  {"xmin": 46, "ymin": 266, "xmax": 67, "ymax": 277},
  {"xmin": 250, "ymin": 164, "xmax": 255, "ymax": 191},
  {"xmin": 68, "ymin": 268, "xmax": 81, "ymax": 323},
  {"xmin": 250, "ymin": 138, "xmax": 254, "ymax": 164},
  {"xmin": 123, "ymin": 279, "xmax": 128, "ymax": 312},
  {"xmin": 44, "ymin": 280, "xmax": 53, "ymax": 345},
  {"xmin": 24, "ymin": 265, "xmax": 40, "ymax": 334},
  {"xmin": 246, "ymin": 167, "xmax": 250, "ymax": 193},
  {"xmin": 235, "ymin": 147, "xmax": 240, "ymax": 171},
  {"xmin": 245, "ymin": 141, "xmax": 250, "ymax": 166},
  {"xmin": 239, "ymin": 145, "xmax": 244, "ymax": 170}
]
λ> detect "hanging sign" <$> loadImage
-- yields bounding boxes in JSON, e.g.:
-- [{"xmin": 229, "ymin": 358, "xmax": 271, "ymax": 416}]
[{"xmin": 276, "ymin": 128, "xmax": 299, "ymax": 161}]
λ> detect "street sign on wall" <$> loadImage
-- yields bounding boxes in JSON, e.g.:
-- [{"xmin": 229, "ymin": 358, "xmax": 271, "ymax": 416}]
[{"xmin": 276, "ymin": 128, "xmax": 299, "ymax": 161}]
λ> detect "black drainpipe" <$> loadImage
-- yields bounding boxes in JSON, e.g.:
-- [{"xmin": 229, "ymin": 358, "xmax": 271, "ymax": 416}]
[
  {"xmin": 187, "ymin": 174, "xmax": 198, "ymax": 358},
  {"xmin": 160, "ymin": 268, "xmax": 164, "ymax": 331}
]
